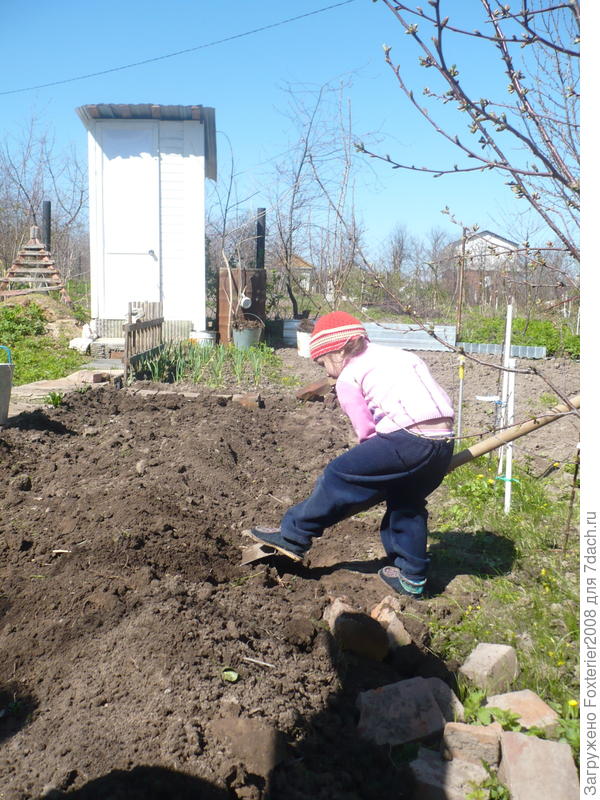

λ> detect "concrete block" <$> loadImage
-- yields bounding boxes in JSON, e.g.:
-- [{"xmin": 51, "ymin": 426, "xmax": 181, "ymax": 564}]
[
  {"xmin": 425, "ymin": 678, "xmax": 465, "ymax": 723},
  {"xmin": 486, "ymin": 689, "xmax": 559, "ymax": 736},
  {"xmin": 498, "ymin": 731, "xmax": 579, "ymax": 800},
  {"xmin": 442, "ymin": 721, "xmax": 501, "ymax": 767},
  {"xmin": 356, "ymin": 677, "xmax": 445, "ymax": 746},
  {"xmin": 410, "ymin": 747, "xmax": 488, "ymax": 800},
  {"xmin": 459, "ymin": 642, "xmax": 519, "ymax": 693}
]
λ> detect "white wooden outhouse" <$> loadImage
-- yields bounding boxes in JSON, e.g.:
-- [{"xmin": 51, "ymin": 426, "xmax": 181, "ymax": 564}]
[{"xmin": 77, "ymin": 104, "xmax": 216, "ymax": 339}]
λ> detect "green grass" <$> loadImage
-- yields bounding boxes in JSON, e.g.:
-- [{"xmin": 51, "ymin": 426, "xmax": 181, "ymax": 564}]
[
  {"xmin": 460, "ymin": 313, "xmax": 579, "ymax": 358},
  {"xmin": 1, "ymin": 336, "xmax": 87, "ymax": 385},
  {"xmin": 427, "ymin": 454, "xmax": 579, "ymax": 725}
]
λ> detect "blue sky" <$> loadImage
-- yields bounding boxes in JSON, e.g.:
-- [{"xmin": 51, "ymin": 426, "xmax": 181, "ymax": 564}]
[{"xmin": 0, "ymin": 0, "xmax": 576, "ymax": 255}]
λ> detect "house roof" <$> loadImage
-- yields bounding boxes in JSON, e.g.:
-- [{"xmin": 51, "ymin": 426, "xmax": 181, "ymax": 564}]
[
  {"xmin": 448, "ymin": 229, "xmax": 520, "ymax": 251},
  {"xmin": 76, "ymin": 103, "xmax": 217, "ymax": 181},
  {"xmin": 271, "ymin": 254, "xmax": 315, "ymax": 271}
]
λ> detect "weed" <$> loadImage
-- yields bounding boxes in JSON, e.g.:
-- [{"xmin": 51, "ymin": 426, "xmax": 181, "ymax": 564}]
[
  {"xmin": 430, "ymin": 453, "xmax": 578, "ymax": 713},
  {"xmin": 9, "ymin": 337, "xmax": 87, "ymax": 386},
  {"xmin": 45, "ymin": 391, "xmax": 64, "ymax": 407},
  {"xmin": 466, "ymin": 762, "xmax": 510, "ymax": 800}
]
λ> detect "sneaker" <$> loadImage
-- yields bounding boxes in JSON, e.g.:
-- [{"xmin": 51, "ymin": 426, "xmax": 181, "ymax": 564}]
[
  {"xmin": 378, "ymin": 566, "xmax": 426, "ymax": 599},
  {"xmin": 247, "ymin": 527, "xmax": 306, "ymax": 562}
]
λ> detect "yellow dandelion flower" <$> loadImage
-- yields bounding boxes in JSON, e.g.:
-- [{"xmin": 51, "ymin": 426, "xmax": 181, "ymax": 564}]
[
  {"xmin": 540, "ymin": 568, "xmax": 547, "ymax": 576},
  {"xmin": 487, "ymin": 478, "xmax": 495, "ymax": 485},
  {"xmin": 557, "ymin": 660, "xmax": 565, "ymax": 666},
  {"xmin": 477, "ymin": 474, "xmax": 484, "ymax": 479},
  {"xmin": 568, "ymin": 699, "xmax": 578, "ymax": 707}
]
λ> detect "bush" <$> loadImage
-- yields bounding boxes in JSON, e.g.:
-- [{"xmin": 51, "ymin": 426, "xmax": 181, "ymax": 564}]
[
  {"xmin": 0, "ymin": 303, "xmax": 46, "ymax": 345},
  {"xmin": 461, "ymin": 314, "xmax": 579, "ymax": 358}
]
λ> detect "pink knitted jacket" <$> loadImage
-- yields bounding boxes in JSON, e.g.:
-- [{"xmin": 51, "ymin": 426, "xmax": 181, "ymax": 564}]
[{"xmin": 335, "ymin": 343, "xmax": 454, "ymax": 442}]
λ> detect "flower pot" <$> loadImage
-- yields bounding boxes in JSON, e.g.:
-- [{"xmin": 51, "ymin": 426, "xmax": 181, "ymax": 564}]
[
  {"xmin": 232, "ymin": 327, "xmax": 262, "ymax": 349},
  {"xmin": 0, "ymin": 347, "xmax": 13, "ymax": 427},
  {"xmin": 296, "ymin": 330, "xmax": 311, "ymax": 358},
  {"xmin": 190, "ymin": 330, "xmax": 216, "ymax": 347}
]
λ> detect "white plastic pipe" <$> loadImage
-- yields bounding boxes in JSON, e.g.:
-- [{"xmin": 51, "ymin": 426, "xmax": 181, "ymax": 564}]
[{"xmin": 504, "ymin": 357, "xmax": 516, "ymax": 514}]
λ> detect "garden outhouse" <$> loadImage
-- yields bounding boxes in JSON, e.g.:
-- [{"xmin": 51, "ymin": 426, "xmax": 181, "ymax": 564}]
[{"xmin": 77, "ymin": 104, "xmax": 216, "ymax": 340}]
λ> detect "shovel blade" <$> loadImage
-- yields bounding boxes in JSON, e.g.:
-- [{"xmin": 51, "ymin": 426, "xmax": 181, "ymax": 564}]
[{"xmin": 240, "ymin": 542, "xmax": 278, "ymax": 566}]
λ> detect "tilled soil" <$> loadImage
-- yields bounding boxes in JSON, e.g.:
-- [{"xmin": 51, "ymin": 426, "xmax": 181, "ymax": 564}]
[{"xmin": 0, "ymin": 349, "xmax": 579, "ymax": 799}]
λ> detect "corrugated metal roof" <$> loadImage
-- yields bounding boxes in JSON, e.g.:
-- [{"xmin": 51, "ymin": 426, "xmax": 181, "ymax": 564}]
[
  {"xmin": 281, "ymin": 320, "xmax": 456, "ymax": 351},
  {"xmin": 76, "ymin": 103, "xmax": 217, "ymax": 180}
]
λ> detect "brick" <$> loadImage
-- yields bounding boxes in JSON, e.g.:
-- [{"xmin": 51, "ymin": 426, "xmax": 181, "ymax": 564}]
[
  {"xmin": 207, "ymin": 716, "xmax": 285, "ymax": 778},
  {"xmin": 410, "ymin": 747, "xmax": 488, "ymax": 800},
  {"xmin": 92, "ymin": 371, "xmax": 112, "ymax": 383},
  {"xmin": 232, "ymin": 392, "xmax": 262, "ymax": 408},
  {"xmin": 425, "ymin": 678, "xmax": 465, "ymax": 723},
  {"xmin": 459, "ymin": 643, "xmax": 519, "ymax": 693},
  {"xmin": 295, "ymin": 377, "xmax": 334, "ymax": 401},
  {"xmin": 498, "ymin": 731, "xmax": 579, "ymax": 800},
  {"xmin": 370, "ymin": 595, "xmax": 412, "ymax": 648},
  {"xmin": 356, "ymin": 677, "xmax": 445, "ymax": 746},
  {"xmin": 485, "ymin": 689, "xmax": 559, "ymax": 736},
  {"xmin": 442, "ymin": 722, "xmax": 501, "ymax": 767}
]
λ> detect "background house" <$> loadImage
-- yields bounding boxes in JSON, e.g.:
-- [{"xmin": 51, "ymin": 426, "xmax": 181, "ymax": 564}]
[{"xmin": 441, "ymin": 230, "xmax": 521, "ymax": 307}]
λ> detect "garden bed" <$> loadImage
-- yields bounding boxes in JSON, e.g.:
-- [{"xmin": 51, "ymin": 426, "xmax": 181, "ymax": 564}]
[{"xmin": 0, "ymin": 349, "xmax": 579, "ymax": 798}]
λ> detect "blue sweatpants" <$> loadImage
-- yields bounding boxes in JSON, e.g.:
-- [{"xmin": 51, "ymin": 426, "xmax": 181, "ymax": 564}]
[{"xmin": 280, "ymin": 429, "xmax": 454, "ymax": 581}]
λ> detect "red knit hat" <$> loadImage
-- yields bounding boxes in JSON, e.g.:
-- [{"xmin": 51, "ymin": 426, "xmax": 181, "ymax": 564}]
[{"xmin": 309, "ymin": 312, "xmax": 367, "ymax": 361}]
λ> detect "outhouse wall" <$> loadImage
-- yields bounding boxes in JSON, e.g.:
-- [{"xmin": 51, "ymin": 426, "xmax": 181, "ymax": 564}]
[{"xmin": 78, "ymin": 105, "xmax": 216, "ymax": 338}]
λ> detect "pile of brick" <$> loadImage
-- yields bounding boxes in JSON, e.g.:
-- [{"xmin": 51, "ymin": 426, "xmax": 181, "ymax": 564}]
[{"xmin": 323, "ymin": 596, "xmax": 579, "ymax": 800}]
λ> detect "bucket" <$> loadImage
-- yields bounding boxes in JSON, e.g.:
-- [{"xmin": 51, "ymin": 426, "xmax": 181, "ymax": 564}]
[
  {"xmin": 190, "ymin": 330, "xmax": 216, "ymax": 347},
  {"xmin": 296, "ymin": 330, "xmax": 311, "ymax": 358},
  {"xmin": 0, "ymin": 346, "xmax": 13, "ymax": 427},
  {"xmin": 232, "ymin": 327, "xmax": 262, "ymax": 349}
]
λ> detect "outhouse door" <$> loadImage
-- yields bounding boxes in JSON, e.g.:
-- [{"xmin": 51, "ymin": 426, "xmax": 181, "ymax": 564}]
[{"xmin": 99, "ymin": 122, "xmax": 161, "ymax": 318}]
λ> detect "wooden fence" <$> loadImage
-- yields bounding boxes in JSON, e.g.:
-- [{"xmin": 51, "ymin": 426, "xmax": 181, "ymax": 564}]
[{"xmin": 123, "ymin": 301, "xmax": 164, "ymax": 382}]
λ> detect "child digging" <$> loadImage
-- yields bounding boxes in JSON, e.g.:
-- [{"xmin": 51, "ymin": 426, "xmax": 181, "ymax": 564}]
[{"xmin": 249, "ymin": 312, "xmax": 454, "ymax": 598}]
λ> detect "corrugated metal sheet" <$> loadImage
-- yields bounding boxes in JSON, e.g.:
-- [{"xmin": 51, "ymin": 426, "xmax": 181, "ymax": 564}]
[
  {"xmin": 94, "ymin": 319, "xmax": 193, "ymax": 341},
  {"xmin": 281, "ymin": 320, "xmax": 456, "ymax": 351},
  {"xmin": 76, "ymin": 104, "xmax": 217, "ymax": 180},
  {"xmin": 458, "ymin": 342, "xmax": 547, "ymax": 359}
]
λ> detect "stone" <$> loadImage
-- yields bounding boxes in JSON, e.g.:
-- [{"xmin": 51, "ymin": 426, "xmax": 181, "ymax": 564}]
[
  {"xmin": 370, "ymin": 596, "xmax": 412, "ymax": 648},
  {"xmin": 498, "ymin": 731, "xmax": 579, "ymax": 800},
  {"xmin": 207, "ymin": 716, "xmax": 285, "ymax": 778},
  {"xmin": 135, "ymin": 459, "xmax": 147, "ymax": 476},
  {"xmin": 425, "ymin": 678, "xmax": 465, "ymax": 723},
  {"xmin": 323, "ymin": 597, "xmax": 356, "ymax": 629},
  {"xmin": 410, "ymin": 746, "xmax": 489, "ymax": 800},
  {"xmin": 442, "ymin": 721, "xmax": 501, "ymax": 767},
  {"xmin": 485, "ymin": 689, "xmax": 559, "ymax": 736},
  {"xmin": 332, "ymin": 613, "xmax": 389, "ymax": 661},
  {"xmin": 356, "ymin": 677, "xmax": 445, "ymax": 746},
  {"xmin": 459, "ymin": 643, "xmax": 519, "ymax": 693}
]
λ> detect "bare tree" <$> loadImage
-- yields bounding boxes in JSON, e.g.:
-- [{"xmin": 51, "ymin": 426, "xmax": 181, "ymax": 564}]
[
  {"xmin": 360, "ymin": 0, "xmax": 579, "ymax": 266},
  {"xmin": 0, "ymin": 118, "xmax": 88, "ymax": 284}
]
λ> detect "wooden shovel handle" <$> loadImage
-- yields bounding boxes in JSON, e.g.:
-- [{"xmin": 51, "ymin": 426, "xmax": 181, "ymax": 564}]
[{"xmin": 447, "ymin": 394, "xmax": 580, "ymax": 473}]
